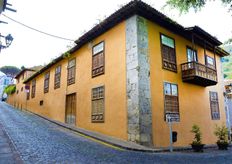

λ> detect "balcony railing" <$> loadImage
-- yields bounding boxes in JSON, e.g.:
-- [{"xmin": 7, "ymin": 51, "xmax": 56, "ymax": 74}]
[{"xmin": 181, "ymin": 61, "xmax": 217, "ymax": 87}]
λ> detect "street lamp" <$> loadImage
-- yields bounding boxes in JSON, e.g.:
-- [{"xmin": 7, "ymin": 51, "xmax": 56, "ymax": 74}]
[
  {"xmin": 0, "ymin": 33, "xmax": 13, "ymax": 51},
  {"xmin": 4, "ymin": 34, "xmax": 13, "ymax": 46}
]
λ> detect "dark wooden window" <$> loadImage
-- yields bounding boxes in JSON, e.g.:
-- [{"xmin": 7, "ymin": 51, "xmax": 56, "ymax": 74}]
[
  {"xmin": 44, "ymin": 72, "xmax": 50, "ymax": 93},
  {"xmin": 187, "ymin": 47, "xmax": 198, "ymax": 62},
  {"xmin": 26, "ymin": 90, "xmax": 30, "ymax": 100},
  {"xmin": 31, "ymin": 79, "xmax": 36, "ymax": 98},
  {"xmin": 67, "ymin": 58, "xmax": 76, "ymax": 85},
  {"xmin": 160, "ymin": 34, "xmax": 177, "ymax": 72},
  {"xmin": 92, "ymin": 42, "xmax": 104, "ymax": 77},
  {"xmin": 205, "ymin": 55, "xmax": 215, "ymax": 69},
  {"xmin": 54, "ymin": 65, "xmax": 61, "ymax": 89},
  {"xmin": 92, "ymin": 86, "xmax": 104, "ymax": 123},
  {"xmin": 209, "ymin": 91, "xmax": 220, "ymax": 120},
  {"xmin": 39, "ymin": 100, "xmax": 43, "ymax": 106},
  {"xmin": 164, "ymin": 82, "xmax": 179, "ymax": 121}
]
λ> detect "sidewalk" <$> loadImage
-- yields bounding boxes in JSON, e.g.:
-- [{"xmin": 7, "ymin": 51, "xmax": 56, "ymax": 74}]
[
  {"xmin": 0, "ymin": 122, "xmax": 22, "ymax": 164},
  {"xmin": 32, "ymin": 111, "xmax": 228, "ymax": 153},
  {"xmin": 31, "ymin": 112, "xmax": 182, "ymax": 152}
]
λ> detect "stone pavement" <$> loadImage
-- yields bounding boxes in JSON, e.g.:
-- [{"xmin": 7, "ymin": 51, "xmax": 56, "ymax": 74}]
[{"xmin": 0, "ymin": 122, "xmax": 22, "ymax": 164}]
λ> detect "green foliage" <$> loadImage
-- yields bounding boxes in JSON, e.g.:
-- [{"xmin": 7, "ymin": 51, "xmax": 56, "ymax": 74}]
[
  {"xmin": 0, "ymin": 66, "xmax": 21, "ymax": 76},
  {"xmin": 165, "ymin": 0, "xmax": 232, "ymax": 13},
  {"xmin": 62, "ymin": 51, "xmax": 71, "ymax": 59},
  {"xmin": 191, "ymin": 124, "xmax": 202, "ymax": 145},
  {"xmin": 165, "ymin": 0, "xmax": 206, "ymax": 13},
  {"xmin": 4, "ymin": 85, "xmax": 16, "ymax": 95},
  {"xmin": 214, "ymin": 124, "xmax": 228, "ymax": 143}
]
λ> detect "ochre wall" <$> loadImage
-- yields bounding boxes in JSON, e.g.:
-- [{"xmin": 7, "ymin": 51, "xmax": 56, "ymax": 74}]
[
  {"xmin": 25, "ymin": 21, "xmax": 128, "ymax": 140},
  {"xmin": 10, "ymin": 70, "xmax": 35, "ymax": 110},
  {"xmin": 7, "ymin": 16, "xmax": 226, "ymax": 148},
  {"xmin": 147, "ymin": 20, "xmax": 226, "ymax": 147}
]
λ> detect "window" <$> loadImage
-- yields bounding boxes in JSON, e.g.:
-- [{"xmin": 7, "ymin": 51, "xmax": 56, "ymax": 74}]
[
  {"xmin": 160, "ymin": 34, "xmax": 177, "ymax": 72},
  {"xmin": 187, "ymin": 47, "xmax": 197, "ymax": 62},
  {"xmin": 26, "ymin": 91, "xmax": 30, "ymax": 100},
  {"xmin": 31, "ymin": 79, "xmax": 36, "ymax": 98},
  {"xmin": 92, "ymin": 42, "xmax": 104, "ymax": 77},
  {"xmin": 164, "ymin": 82, "xmax": 179, "ymax": 121},
  {"xmin": 209, "ymin": 91, "xmax": 220, "ymax": 120},
  {"xmin": 21, "ymin": 87, "xmax": 23, "ymax": 92},
  {"xmin": 54, "ymin": 65, "xmax": 61, "ymax": 89},
  {"xmin": 26, "ymin": 85, "xmax": 30, "ymax": 100},
  {"xmin": 39, "ymin": 100, "xmax": 44, "ymax": 106},
  {"xmin": 92, "ymin": 86, "xmax": 104, "ymax": 122},
  {"xmin": 44, "ymin": 72, "xmax": 50, "ymax": 93},
  {"xmin": 205, "ymin": 55, "xmax": 215, "ymax": 69},
  {"xmin": 67, "ymin": 58, "xmax": 76, "ymax": 85}
]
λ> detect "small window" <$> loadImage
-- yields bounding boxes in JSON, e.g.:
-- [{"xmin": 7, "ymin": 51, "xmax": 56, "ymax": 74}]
[
  {"xmin": 21, "ymin": 87, "xmax": 23, "ymax": 92},
  {"xmin": 209, "ymin": 91, "xmax": 220, "ymax": 120},
  {"xmin": 187, "ymin": 47, "xmax": 197, "ymax": 62},
  {"xmin": 160, "ymin": 34, "xmax": 177, "ymax": 72},
  {"xmin": 67, "ymin": 58, "xmax": 76, "ymax": 85},
  {"xmin": 92, "ymin": 42, "xmax": 104, "ymax": 77},
  {"xmin": 39, "ymin": 100, "xmax": 44, "ymax": 106},
  {"xmin": 16, "ymin": 90, "xmax": 19, "ymax": 94},
  {"xmin": 54, "ymin": 65, "xmax": 61, "ymax": 89},
  {"xmin": 164, "ymin": 82, "xmax": 179, "ymax": 122},
  {"xmin": 205, "ymin": 55, "xmax": 215, "ymax": 69},
  {"xmin": 92, "ymin": 86, "xmax": 105, "ymax": 123},
  {"xmin": 26, "ymin": 90, "xmax": 30, "ymax": 100},
  {"xmin": 44, "ymin": 72, "xmax": 50, "ymax": 93},
  {"xmin": 31, "ymin": 79, "xmax": 36, "ymax": 98}
]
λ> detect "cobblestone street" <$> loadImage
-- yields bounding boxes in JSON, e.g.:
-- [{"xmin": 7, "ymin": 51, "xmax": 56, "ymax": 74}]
[{"xmin": 0, "ymin": 102, "xmax": 232, "ymax": 164}]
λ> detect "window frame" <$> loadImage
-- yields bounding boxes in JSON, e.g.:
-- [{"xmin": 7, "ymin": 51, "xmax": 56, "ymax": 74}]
[
  {"xmin": 186, "ymin": 46, "xmax": 198, "ymax": 62},
  {"xmin": 205, "ymin": 55, "xmax": 216, "ymax": 69},
  {"xmin": 163, "ymin": 82, "xmax": 180, "ymax": 122},
  {"xmin": 92, "ymin": 41, "xmax": 105, "ymax": 78},
  {"xmin": 31, "ymin": 79, "xmax": 36, "ymax": 98},
  {"xmin": 91, "ymin": 85, "xmax": 105, "ymax": 123},
  {"xmin": 160, "ymin": 33, "xmax": 177, "ymax": 72},
  {"xmin": 67, "ymin": 58, "xmax": 76, "ymax": 86},
  {"xmin": 44, "ymin": 71, "xmax": 50, "ymax": 93},
  {"xmin": 209, "ymin": 91, "xmax": 220, "ymax": 120},
  {"xmin": 54, "ymin": 65, "xmax": 61, "ymax": 89}
]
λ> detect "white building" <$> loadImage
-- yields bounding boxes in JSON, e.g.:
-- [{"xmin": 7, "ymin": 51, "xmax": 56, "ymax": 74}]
[
  {"xmin": 0, "ymin": 71, "xmax": 13, "ymax": 100},
  {"xmin": 224, "ymin": 80, "xmax": 232, "ymax": 139}
]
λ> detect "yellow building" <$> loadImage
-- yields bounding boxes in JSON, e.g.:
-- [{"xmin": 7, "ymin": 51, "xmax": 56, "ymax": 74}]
[
  {"xmin": 8, "ymin": 1, "xmax": 229, "ymax": 147},
  {"xmin": 7, "ymin": 68, "xmax": 36, "ymax": 109}
]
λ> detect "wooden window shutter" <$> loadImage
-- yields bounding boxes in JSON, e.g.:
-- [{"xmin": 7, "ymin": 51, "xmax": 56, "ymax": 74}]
[{"xmin": 91, "ymin": 86, "xmax": 104, "ymax": 123}]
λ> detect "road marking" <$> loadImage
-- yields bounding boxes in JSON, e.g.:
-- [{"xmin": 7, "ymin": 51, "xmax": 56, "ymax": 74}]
[{"xmin": 73, "ymin": 131, "xmax": 125, "ymax": 151}]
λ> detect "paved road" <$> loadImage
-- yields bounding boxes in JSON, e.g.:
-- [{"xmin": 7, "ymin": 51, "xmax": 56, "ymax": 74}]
[{"xmin": 0, "ymin": 102, "xmax": 232, "ymax": 164}]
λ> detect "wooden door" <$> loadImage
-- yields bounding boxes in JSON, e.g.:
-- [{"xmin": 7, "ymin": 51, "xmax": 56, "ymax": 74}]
[{"xmin": 65, "ymin": 93, "xmax": 76, "ymax": 125}]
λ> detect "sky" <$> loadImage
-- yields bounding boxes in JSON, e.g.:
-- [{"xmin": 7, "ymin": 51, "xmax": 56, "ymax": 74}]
[{"xmin": 0, "ymin": 0, "xmax": 232, "ymax": 68}]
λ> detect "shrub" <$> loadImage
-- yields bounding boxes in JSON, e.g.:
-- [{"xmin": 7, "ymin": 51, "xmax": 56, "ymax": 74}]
[{"xmin": 191, "ymin": 124, "xmax": 202, "ymax": 145}]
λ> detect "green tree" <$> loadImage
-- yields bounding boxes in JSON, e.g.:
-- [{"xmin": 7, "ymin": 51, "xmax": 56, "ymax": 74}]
[
  {"xmin": 165, "ymin": 0, "xmax": 232, "ymax": 13},
  {"xmin": 0, "ymin": 66, "xmax": 20, "ymax": 77}
]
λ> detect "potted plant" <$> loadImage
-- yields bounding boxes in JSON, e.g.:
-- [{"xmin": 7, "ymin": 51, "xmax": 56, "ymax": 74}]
[
  {"xmin": 214, "ymin": 124, "xmax": 229, "ymax": 150},
  {"xmin": 190, "ymin": 124, "xmax": 204, "ymax": 152}
]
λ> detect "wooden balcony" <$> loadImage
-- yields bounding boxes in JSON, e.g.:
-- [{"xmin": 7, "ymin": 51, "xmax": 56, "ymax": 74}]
[{"xmin": 181, "ymin": 61, "xmax": 217, "ymax": 87}]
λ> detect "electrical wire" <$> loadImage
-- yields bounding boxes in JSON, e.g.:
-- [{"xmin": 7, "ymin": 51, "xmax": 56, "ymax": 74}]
[{"xmin": 2, "ymin": 14, "xmax": 75, "ymax": 42}]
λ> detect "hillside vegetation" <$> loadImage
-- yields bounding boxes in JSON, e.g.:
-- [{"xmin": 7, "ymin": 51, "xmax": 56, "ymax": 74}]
[{"xmin": 222, "ymin": 44, "xmax": 232, "ymax": 79}]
